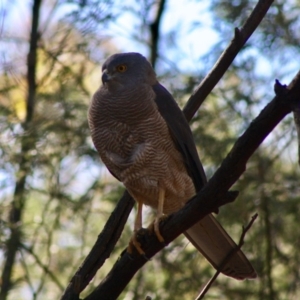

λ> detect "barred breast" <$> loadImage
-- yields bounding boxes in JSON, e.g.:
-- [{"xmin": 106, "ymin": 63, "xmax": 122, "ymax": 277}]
[{"xmin": 88, "ymin": 84, "xmax": 195, "ymax": 214}]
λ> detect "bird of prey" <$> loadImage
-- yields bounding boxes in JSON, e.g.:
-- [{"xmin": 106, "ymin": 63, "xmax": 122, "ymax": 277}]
[{"xmin": 88, "ymin": 52, "xmax": 256, "ymax": 280}]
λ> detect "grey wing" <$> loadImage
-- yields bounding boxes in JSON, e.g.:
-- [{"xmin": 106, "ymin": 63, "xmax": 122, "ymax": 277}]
[
  {"xmin": 152, "ymin": 83, "xmax": 257, "ymax": 279},
  {"xmin": 152, "ymin": 83, "xmax": 206, "ymax": 191}
]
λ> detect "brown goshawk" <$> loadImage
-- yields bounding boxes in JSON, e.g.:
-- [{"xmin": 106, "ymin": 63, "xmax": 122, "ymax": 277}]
[{"xmin": 88, "ymin": 52, "xmax": 256, "ymax": 280}]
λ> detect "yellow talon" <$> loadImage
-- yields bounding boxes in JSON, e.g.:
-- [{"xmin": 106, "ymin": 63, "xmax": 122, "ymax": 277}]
[{"xmin": 128, "ymin": 230, "xmax": 145, "ymax": 255}]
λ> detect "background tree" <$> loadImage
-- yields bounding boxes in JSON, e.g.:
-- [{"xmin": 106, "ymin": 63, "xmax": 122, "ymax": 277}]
[{"xmin": 0, "ymin": 0, "xmax": 299, "ymax": 299}]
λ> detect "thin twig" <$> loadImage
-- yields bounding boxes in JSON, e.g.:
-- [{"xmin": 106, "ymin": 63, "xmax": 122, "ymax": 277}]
[
  {"xmin": 21, "ymin": 243, "xmax": 64, "ymax": 291},
  {"xmin": 195, "ymin": 214, "xmax": 258, "ymax": 300}
]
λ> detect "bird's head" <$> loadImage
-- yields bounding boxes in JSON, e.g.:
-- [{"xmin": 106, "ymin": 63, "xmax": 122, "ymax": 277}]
[{"xmin": 101, "ymin": 52, "xmax": 157, "ymax": 91}]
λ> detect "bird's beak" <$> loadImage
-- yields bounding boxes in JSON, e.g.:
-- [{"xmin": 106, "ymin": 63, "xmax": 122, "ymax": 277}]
[{"xmin": 102, "ymin": 70, "xmax": 111, "ymax": 85}]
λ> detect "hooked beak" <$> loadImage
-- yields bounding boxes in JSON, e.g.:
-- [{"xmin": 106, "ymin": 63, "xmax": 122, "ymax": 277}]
[{"xmin": 101, "ymin": 70, "xmax": 112, "ymax": 85}]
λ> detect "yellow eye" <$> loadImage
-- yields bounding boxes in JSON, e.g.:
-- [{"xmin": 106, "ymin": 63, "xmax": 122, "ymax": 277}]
[{"xmin": 116, "ymin": 64, "xmax": 127, "ymax": 72}]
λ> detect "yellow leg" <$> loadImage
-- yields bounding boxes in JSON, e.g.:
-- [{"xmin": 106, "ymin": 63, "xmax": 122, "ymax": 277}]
[
  {"xmin": 154, "ymin": 188, "xmax": 165, "ymax": 243},
  {"xmin": 134, "ymin": 200, "xmax": 143, "ymax": 232},
  {"xmin": 128, "ymin": 200, "xmax": 145, "ymax": 255}
]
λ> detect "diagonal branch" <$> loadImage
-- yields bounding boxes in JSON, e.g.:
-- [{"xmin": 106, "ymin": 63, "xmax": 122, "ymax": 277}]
[
  {"xmin": 60, "ymin": 191, "xmax": 134, "ymax": 300},
  {"xmin": 84, "ymin": 70, "xmax": 300, "ymax": 300},
  {"xmin": 183, "ymin": 0, "xmax": 275, "ymax": 121},
  {"xmin": 21, "ymin": 243, "xmax": 64, "ymax": 291}
]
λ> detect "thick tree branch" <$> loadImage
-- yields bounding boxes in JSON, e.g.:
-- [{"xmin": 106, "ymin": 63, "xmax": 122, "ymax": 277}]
[
  {"xmin": 84, "ymin": 70, "xmax": 300, "ymax": 300},
  {"xmin": 60, "ymin": 191, "xmax": 134, "ymax": 300},
  {"xmin": 183, "ymin": 0, "xmax": 275, "ymax": 121}
]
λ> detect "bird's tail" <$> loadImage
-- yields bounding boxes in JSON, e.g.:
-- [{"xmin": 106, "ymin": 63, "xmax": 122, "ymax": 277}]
[{"xmin": 184, "ymin": 214, "xmax": 257, "ymax": 280}]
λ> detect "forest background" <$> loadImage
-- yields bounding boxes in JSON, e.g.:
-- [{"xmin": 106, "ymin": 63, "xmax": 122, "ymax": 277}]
[{"xmin": 0, "ymin": 0, "xmax": 300, "ymax": 299}]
